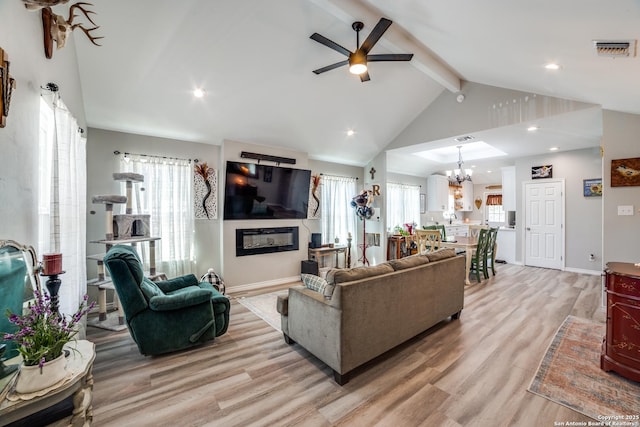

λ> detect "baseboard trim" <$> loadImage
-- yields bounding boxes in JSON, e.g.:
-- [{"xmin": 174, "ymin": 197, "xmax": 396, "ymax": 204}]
[
  {"xmin": 227, "ymin": 276, "xmax": 300, "ymax": 294},
  {"xmin": 564, "ymin": 267, "xmax": 602, "ymax": 276}
]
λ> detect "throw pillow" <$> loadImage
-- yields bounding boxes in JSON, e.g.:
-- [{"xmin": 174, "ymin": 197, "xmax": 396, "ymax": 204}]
[
  {"xmin": 388, "ymin": 254, "xmax": 430, "ymax": 271},
  {"xmin": 301, "ymin": 273, "xmax": 335, "ymax": 299},
  {"xmin": 331, "ymin": 263, "xmax": 394, "ymax": 284},
  {"xmin": 426, "ymin": 248, "xmax": 456, "ymax": 262}
]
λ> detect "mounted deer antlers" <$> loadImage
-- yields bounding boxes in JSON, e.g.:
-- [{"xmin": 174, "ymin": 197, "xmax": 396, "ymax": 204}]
[{"xmin": 23, "ymin": 1, "xmax": 102, "ymax": 59}]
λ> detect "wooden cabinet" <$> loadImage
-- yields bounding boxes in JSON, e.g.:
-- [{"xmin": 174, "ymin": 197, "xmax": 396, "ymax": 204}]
[
  {"xmin": 427, "ymin": 175, "xmax": 449, "ymax": 211},
  {"xmin": 501, "ymin": 166, "xmax": 516, "ymax": 211},
  {"xmin": 601, "ymin": 262, "xmax": 640, "ymax": 382}
]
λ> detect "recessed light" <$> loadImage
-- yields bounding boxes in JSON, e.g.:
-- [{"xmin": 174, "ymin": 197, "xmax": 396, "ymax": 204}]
[
  {"xmin": 527, "ymin": 125, "xmax": 539, "ymax": 131},
  {"xmin": 346, "ymin": 129, "xmax": 355, "ymax": 136},
  {"xmin": 549, "ymin": 147, "xmax": 559, "ymax": 151},
  {"xmin": 545, "ymin": 63, "xmax": 560, "ymax": 70},
  {"xmin": 487, "ymin": 170, "xmax": 492, "ymax": 174},
  {"xmin": 193, "ymin": 88, "xmax": 205, "ymax": 98}
]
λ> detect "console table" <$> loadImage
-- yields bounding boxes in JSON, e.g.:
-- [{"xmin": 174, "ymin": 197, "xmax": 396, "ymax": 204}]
[
  {"xmin": 308, "ymin": 245, "xmax": 349, "ymax": 269},
  {"xmin": 0, "ymin": 340, "xmax": 95, "ymax": 426},
  {"xmin": 601, "ymin": 262, "xmax": 640, "ymax": 382}
]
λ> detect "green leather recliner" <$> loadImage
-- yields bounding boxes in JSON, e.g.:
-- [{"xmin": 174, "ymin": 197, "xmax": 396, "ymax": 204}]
[{"xmin": 103, "ymin": 245, "xmax": 230, "ymax": 355}]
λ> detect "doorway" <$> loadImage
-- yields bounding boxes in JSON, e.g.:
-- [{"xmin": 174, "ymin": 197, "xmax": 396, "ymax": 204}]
[{"xmin": 523, "ymin": 180, "xmax": 564, "ymax": 269}]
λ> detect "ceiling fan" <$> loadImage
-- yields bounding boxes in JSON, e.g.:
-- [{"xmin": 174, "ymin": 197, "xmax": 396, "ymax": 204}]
[{"xmin": 310, "ymin": 18, "xmax": 414, "ymax": 82}]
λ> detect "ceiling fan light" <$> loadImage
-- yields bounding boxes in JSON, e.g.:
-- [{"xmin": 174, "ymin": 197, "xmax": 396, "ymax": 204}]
[
  {"xmin": 349, "ymin": 52, "xmax": 367, "ymax": 75},
  {"xmin": 349, "ymin": 62, "xmax": 367, "ymax": 75}
]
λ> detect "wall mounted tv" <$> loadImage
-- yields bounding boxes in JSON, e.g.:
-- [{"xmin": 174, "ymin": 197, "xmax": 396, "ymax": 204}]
[{"xmin": 223, "ymin": 161, "xmax": 311, "ymax": 220}]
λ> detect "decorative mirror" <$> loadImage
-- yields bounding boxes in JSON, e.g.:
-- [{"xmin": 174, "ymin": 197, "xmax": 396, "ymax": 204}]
[{"xmin": 0, "ymin": 240, "xmax": 41, "ymax": 361}]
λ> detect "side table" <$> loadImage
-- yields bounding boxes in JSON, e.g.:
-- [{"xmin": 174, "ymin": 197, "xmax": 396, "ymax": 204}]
[{"xmin": 0, "ymin": 340, "xmax": 96, "ymax": 426}]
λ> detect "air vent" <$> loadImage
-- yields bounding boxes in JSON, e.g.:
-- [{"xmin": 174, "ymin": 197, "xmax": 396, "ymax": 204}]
[
  {"xmin": 454, "ymin": 135, "xmax": 475, "ymax": 143},
  {"xmin": 593, "ymin": 40, "xmax": 636, "ymax": 57}
]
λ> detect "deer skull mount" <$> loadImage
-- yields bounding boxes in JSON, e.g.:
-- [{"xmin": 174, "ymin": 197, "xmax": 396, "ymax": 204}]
[{"xmin": 23, "ymin": 1, "xmax": 102, "ymax": 59}]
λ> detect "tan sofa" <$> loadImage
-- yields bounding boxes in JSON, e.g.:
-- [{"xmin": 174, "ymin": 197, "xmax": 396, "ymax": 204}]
[{"xmin": 277, "ymin": 248, "xmax": 465, "ymax": 384}]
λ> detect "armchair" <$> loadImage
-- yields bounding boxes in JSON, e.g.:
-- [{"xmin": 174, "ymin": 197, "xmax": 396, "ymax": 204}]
[{"xmin": 103, "ymin": 245, "xmax": 230, "ymax": 355}]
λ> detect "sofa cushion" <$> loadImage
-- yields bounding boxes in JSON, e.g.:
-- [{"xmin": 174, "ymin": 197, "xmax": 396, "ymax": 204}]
[
  {"xmin": 330, "ymin": 263, "xmax": 395, "ymax": 285},
  {"xmin": 388, "ymin": 254, "xmax": 430, "ymax": 271},
  {"xmin": 426, "ymin": 248, "xmax": 456, "ymax": 262},
  {"xmin": 301, "ymin": 273, "xmax": 335, "ymax": 298}
]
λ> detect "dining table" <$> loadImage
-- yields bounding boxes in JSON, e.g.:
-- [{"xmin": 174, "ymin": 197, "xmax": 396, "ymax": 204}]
[{"xmin": 440, "ymin": 235, "xmax": 479, "ymax": 285}]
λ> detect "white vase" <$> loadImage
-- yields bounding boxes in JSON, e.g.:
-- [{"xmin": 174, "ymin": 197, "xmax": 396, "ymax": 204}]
[{"xmin": 15, "ymin": 353, "xmax": 67, "ymax": 394}]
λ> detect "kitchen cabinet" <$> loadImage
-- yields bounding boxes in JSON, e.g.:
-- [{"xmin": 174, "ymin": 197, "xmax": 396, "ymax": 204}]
[
  {"xmin": 445, "ymin": 225, "xmax": 468, "ymax": 237},
  {"xmin": 501, "ymin": 166, "xmax": 516, "ymax": 211},
  {"xmin": 427, "ymin": 174, "xmax": 449, "ymax": 211},
  {"xmin": 460, "ymin": 180, "xmax": 473, "ymax": 211},
  {"xmin": 496, "ymin": 227, "xmax": 515, "ymax": 264}
]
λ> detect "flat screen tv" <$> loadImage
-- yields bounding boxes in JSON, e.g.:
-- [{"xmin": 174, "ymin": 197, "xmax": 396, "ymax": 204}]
[{"xmin": 223, "ymin": 161, "xmax": 311, "ymax": 220}]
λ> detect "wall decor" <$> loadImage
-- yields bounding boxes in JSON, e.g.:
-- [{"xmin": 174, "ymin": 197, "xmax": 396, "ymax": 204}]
[
  {"xmin": 583, "ymin": 178, "xmax": 602, "ymax": 197},
  {"xmin": 531, "ymin": 165, "xmax": 552, "ymax": 179},
  {"xmin": 194, "ymin": 163, "xmax": 217, "ymax": 219},
  {"xmin": 0, "ymin": 47, "xmax": 16, "ymax": 128},
  {"xmin": 22, "ymin": 1, "xmax": 103, "ymax": 59},
  {"xmin": 307, "ymin": 174, "xmax": 321, "ymax": 219},
  {"xmin": 611, "ymin": 157, "xmax": 640, "ymax": 187}
]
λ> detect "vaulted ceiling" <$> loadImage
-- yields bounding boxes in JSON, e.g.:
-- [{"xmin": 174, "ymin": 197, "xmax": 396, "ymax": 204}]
[{"xmin": 73, "ymin": 0, "xmax": 640, "ymax": 180}]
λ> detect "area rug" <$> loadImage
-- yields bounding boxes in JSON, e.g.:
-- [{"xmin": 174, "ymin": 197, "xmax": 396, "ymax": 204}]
[
  {"xmin": 237, "ymin": 291, "xmax": 287, "ymax": 332},
  {"xmin": 528, "ymin": 315, "xmax": 640, "ymax": 420}
]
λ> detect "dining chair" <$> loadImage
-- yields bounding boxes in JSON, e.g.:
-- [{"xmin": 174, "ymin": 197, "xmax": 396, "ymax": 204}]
[
  {"xmin": 485, "ymin": 228, "xmax": 499, "ymax": 277},
  {"xmin": 468, "ymin": 224, "xmax": 489, "ymax": 238},
  {"xmin": 470, "ymin": 229, "xmax": 490, "ymax": 282},
  {"xmin": 415, "ymin": 229, "xmax": 441, "ymax": 254}
]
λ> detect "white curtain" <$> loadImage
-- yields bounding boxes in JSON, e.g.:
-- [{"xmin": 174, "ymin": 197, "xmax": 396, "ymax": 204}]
[
  {"xmin": 320, "ymin": 175, "xmax": 358, "ymax": 257},
  {"xmin": 386, "ymin": 182, "xmax": 421, "ymax": 231},
  {"xmin": 38, "ymin": 96, "xmax": 87, "ymax": 317},
  {"xmin": 120, "ymin": 154, "xmax": 194, "ymax": 277}
]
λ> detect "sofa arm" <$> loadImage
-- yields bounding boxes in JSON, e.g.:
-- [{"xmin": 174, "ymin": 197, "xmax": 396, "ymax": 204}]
[
  {"xmin": 148, "ymin": 288, "xmax": 213, "ymax": 311},
  {"xmin": 154, "ymin": 274, "xmax": 199, "ymax": 293}
]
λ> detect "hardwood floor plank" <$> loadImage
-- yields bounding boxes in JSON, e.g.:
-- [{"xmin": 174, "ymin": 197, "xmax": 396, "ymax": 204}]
[{"xmin": 86, "ymin": 264, "xmax": 604, "ymax": 426}]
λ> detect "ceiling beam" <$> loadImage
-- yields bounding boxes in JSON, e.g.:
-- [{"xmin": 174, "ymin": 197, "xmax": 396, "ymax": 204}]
[{"xmin": 308, "ymin": 0, "xmax": 461, "ymax": 92}]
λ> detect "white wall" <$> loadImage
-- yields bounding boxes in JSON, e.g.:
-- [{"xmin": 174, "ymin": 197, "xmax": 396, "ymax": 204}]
[
  {"xmin": 0, "ymin": 2, "xmax": 86, "ymax": 245},
  {"xmin": 602, "ymin": 110, "xmax": 640, "ymax": 264},
  {"xmin": 514, "ymin": 148, "xmax": 602, "ymax": 271},
  {"xmin": 85, "ymin": 128, "xmax": 221, "ymax": 280}
]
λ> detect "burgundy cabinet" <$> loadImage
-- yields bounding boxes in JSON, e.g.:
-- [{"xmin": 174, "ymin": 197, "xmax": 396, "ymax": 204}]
[{"xmin": 601, "ymin": 262, "xmax": 640, "ymax": 382}]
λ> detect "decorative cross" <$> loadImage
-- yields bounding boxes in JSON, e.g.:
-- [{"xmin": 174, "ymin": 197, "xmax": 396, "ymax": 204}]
[{"xmin": 369, "ymin": 167, "xmax": 376, "ymax": 180}]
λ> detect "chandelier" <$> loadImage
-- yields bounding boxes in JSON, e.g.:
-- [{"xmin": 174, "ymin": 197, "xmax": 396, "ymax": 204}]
[{"xmin": 446, "ymin": 145, "xmax": 473, "ymax": 184}]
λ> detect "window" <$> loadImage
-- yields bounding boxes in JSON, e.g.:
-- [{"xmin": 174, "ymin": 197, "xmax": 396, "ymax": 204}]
[
  {"xmin": 485, "ymin": 193, "xmax": 505, "ymax": 223},
  {"xmin": 386, "ymin": 182, "xmax": 421, "ymax": 231},
  {"xmin": 320, "ymin": 175, "xmax": 358, "ymax": 253},
  {"xmin": 38, "ymin": 96, "xmax": 87, "ymax": 316},
  {"xmin": 120, "ymin": 154, "xmax": 194, "ymax": 277}
]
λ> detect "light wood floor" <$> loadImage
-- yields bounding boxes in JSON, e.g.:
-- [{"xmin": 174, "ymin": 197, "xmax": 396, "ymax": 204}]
[{"xmin": 87, "ymin": 263, "xmax": 604, "ymax": 427}]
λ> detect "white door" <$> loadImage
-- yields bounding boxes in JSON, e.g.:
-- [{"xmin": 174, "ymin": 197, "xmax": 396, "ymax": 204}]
[{"xmin": 524, "ymin": 181, "xmax": 563, "ymax": 269}]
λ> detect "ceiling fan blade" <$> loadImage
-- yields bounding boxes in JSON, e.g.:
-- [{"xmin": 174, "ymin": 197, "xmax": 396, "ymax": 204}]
[
  {"xmin": 359, "ymin": 71, "xmax": 371, "ymax": 82},
  {"xmin": 310, "ymin": 33, "xmax": 352, "ymax": 57},
  {"xmin": 312, "ymin": 60, "xmax": 349, "ymax": 75},
  {"xmin": 367, "ymin": 53, "xmax": 414, "ymax": 62},
  {"xmin": 359, "ymin": 18, "xmax": 392, "ymax": 54}
]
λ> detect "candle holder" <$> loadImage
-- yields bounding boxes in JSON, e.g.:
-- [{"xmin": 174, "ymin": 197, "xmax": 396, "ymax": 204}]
[{"xmin": 40, "ymin": 271, "xmax": 65, "ymax": 318}]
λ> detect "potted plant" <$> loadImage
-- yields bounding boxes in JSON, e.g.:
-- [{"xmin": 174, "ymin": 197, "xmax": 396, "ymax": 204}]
[{"xmin": 3, "ymin": 289, "xmax": 94, "ymax": 393}]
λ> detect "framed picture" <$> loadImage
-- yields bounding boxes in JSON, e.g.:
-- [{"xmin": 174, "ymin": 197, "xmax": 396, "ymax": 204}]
[
  {"xmin": 531, "ymin": 165, "xmax": 552, "ymax": 179},
  {"xmin": 611, "ymin": 157, "xmax": 640, "ymax": 187},
  {"xmin": 583, "ymin": 178, "xmax": 602, "ymax": 197},
  {"xmin": 420, "ymin": 193, "xmax": 426, "ymax": 214}
]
